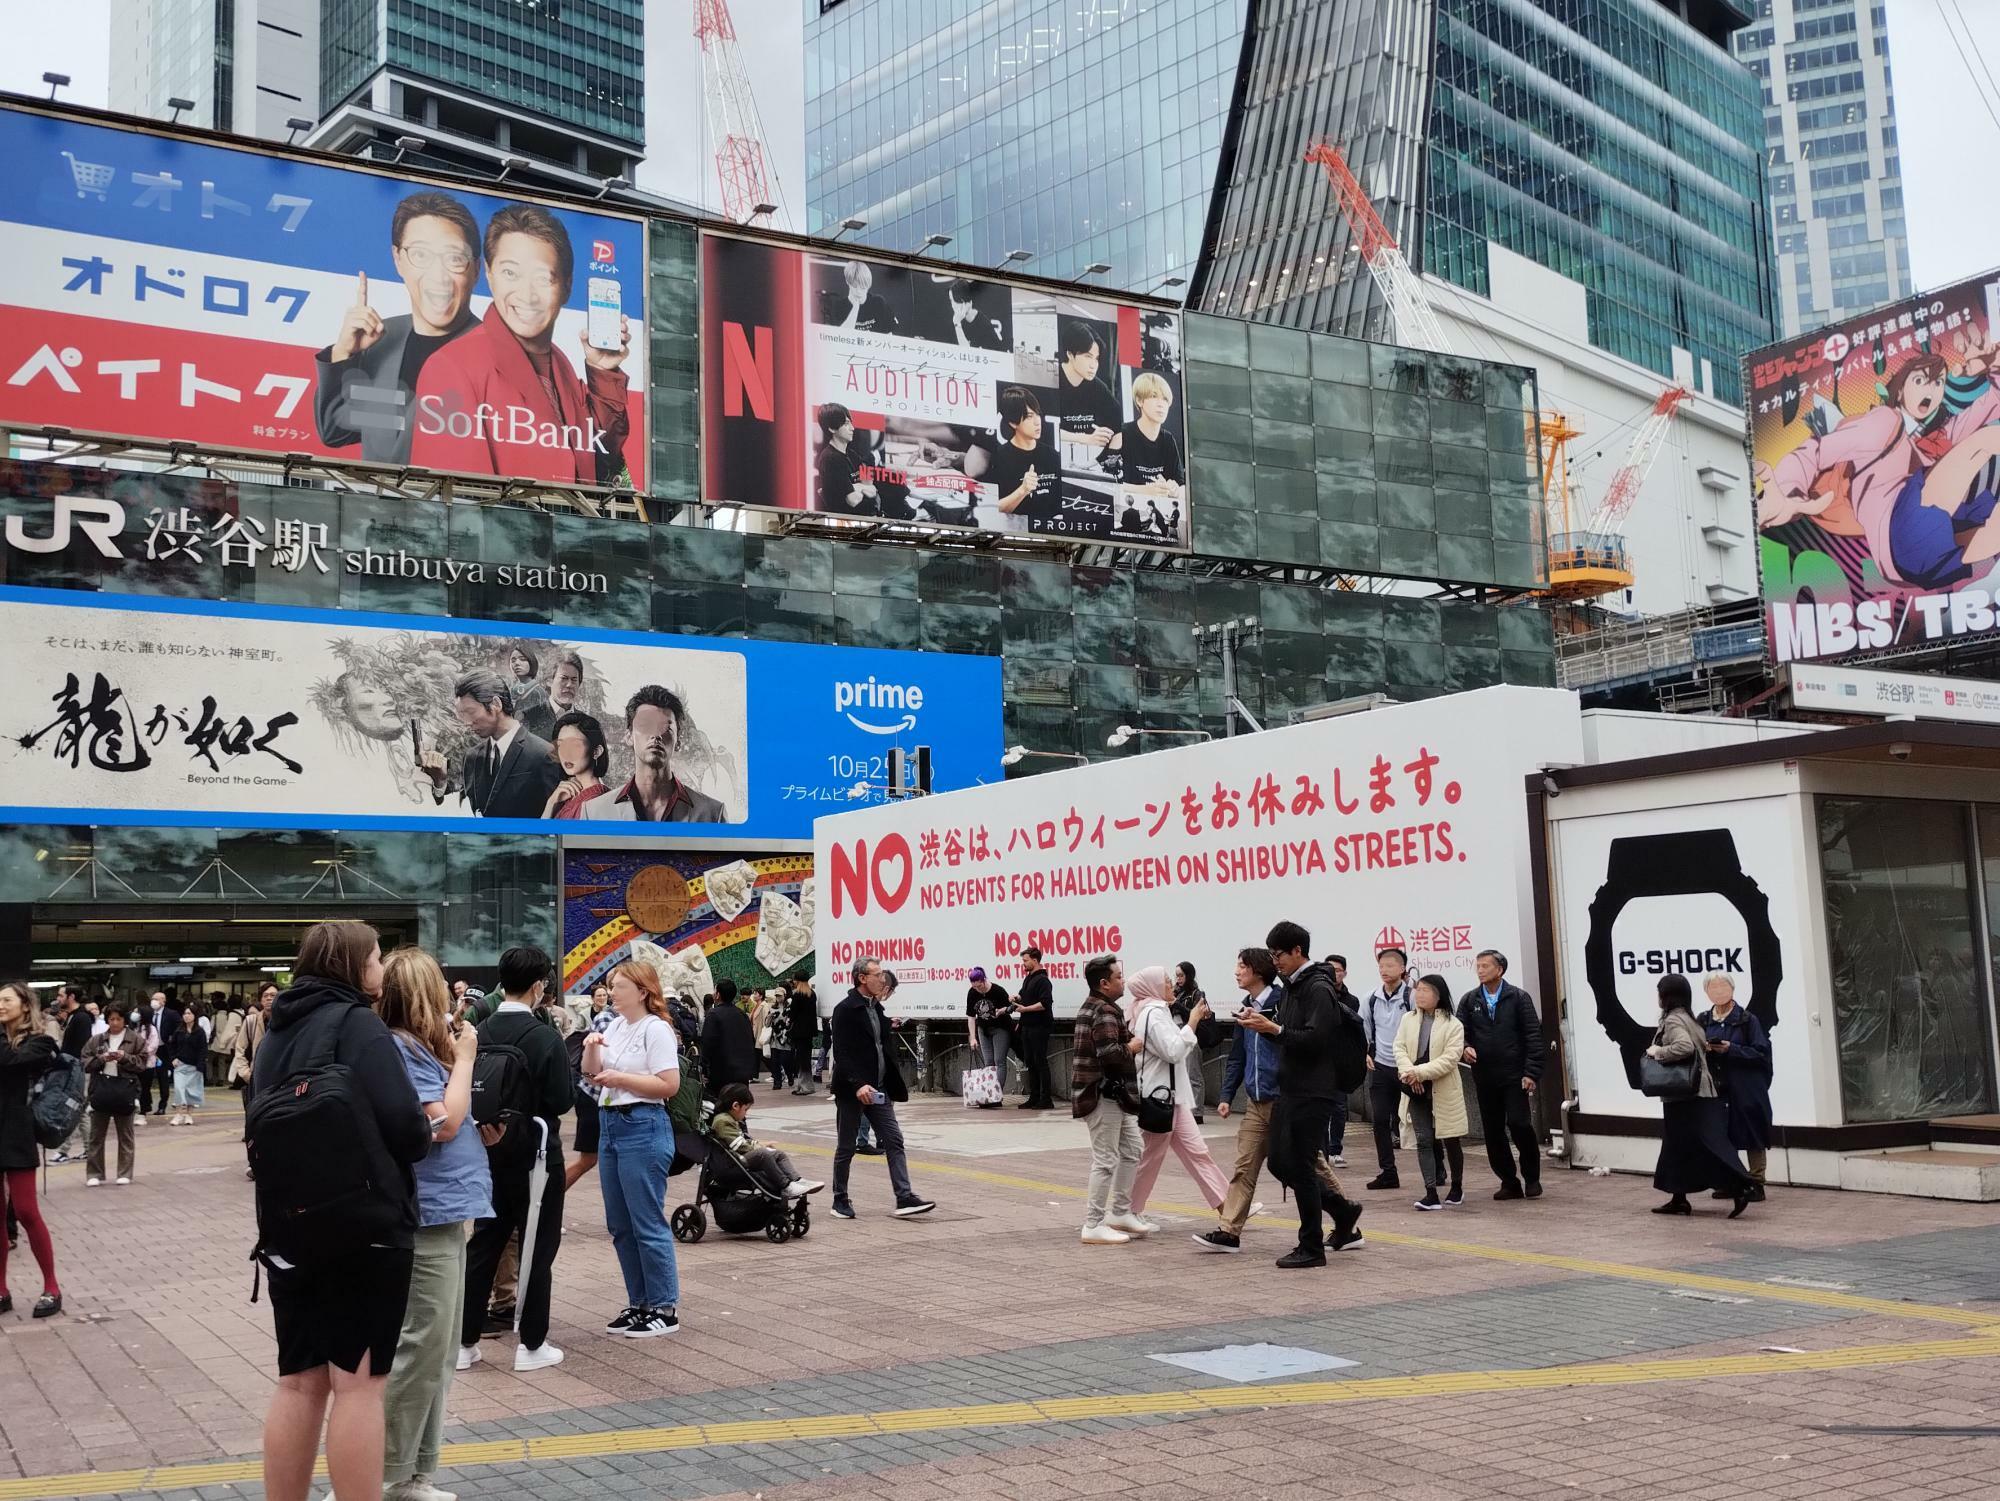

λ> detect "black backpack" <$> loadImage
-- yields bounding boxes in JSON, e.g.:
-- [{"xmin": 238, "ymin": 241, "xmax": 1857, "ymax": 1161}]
[
  {"xmin": 469, "ymin": 1015, "xmax": 539, "ymax": 1165},
  {"xmin": 1330, "ymin": 1000, "xmax": 1368, "ymax": 1093},
  {"xmin": 246, "ymin": 1004, "xmax": 409, "ymax": 1261},
  {"xmin": 30, "ymin": 1053, "xmax": 85, "ymax": 1150}
]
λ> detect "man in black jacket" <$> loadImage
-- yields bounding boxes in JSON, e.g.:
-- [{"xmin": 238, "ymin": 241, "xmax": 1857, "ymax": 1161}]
[
  {"xmin": 1013, "ymin": 946, "xmax": 1056, "ymax": 1109},
  {"xmin": 1238, "ymin": 921, "xmax": 1366, "ymax": 1268},
  {"xmin": 699, "ymin": 980, "xmax": 757, "ymax": 1098},
  {"xmin": 1458, "ymin": 949, "xmax": 1546, "ymax": 1201},
  {"xmin": 828, "ymin": 955, "xmax": 935, "ymax": 1220},
  {"xmin": 458, "ymin": 946, "xmax": 573, "ymax": 1373}
]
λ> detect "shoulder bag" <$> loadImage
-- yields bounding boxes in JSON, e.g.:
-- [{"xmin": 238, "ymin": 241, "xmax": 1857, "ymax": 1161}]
[
  {"xmin": 1638, "ymin": 1023, "xmax": 1702, "ymax": 1101},
  {"xmin": 1135, "ymin": 1009, "xmax": 1176, "ymax": 1134}
]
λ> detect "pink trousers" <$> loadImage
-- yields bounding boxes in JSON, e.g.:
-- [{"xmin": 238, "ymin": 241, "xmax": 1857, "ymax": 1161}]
[{"xmin": 1131, "ymin": 1104, "xmax": 1230, "ymax": 1212}]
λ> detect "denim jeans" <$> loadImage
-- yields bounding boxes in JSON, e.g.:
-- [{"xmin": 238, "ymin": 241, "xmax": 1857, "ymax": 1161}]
[{"xmin": 598, "ymin": 1105, "xmax": 680, "ymax": 1311}]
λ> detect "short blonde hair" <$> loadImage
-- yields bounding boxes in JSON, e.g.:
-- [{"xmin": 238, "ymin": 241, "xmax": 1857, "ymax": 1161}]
[{"xmin": 1131, "ymin": 371, "xmax": 1172, "ymax": 404}]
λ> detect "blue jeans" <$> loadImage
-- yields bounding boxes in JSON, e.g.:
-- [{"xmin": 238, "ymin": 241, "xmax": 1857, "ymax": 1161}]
[{"xmin": 598, "ymin": 1105, "xmax": 679, "ymax": 1311}]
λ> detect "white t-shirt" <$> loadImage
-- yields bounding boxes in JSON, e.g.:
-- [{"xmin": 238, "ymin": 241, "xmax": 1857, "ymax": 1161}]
[{"xmin": 595, "ymin": 1013, "xmax": 680, "ymax": 1107}]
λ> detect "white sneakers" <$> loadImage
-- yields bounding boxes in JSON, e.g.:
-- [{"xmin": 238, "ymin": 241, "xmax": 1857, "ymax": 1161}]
[
  {"xmin": 459, "ymin": 1339, "xmax": 564, "ymax": 1372},
  {"xmin": 84, "ymin": 1178, "xmax": 101, "ymax": 1188},
  {"xmin": 784, "ymin": 1178, "xmax": 825, "ymax": 1198},
  {"xmin": 1104, "ymin": 1212, "xmax": 1157, "ymax": 1236},
  {"xmin": 385, "ymin": 1479, "xmax": 457, "ymax": 1501},
  {"xmin": 115, "ymin": 1176, "xmax": 131, "ymax": 1186},
  {"xmin": 513, "ymin": 1342, "xmax": 564, "ymax": 1372},
  {"xmin": 1080, "ymin": 1224, "xmax": 1131, "ymax": 1245}
]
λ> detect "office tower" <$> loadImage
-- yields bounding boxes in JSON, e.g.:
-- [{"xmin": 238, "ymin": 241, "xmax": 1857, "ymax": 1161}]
[
  {"xmin": 107, "ymin": 0, "xmax": 319, "ymax": 141},
  {"xmin": 1729, "ymin": 0, "xmax": 1909, "ymax": 336}
]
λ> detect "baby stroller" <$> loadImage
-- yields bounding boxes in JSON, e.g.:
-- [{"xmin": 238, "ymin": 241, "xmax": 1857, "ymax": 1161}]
[{"xmin": 668, "ymin": 1120, "xmax": 813, "ymax": 1245}]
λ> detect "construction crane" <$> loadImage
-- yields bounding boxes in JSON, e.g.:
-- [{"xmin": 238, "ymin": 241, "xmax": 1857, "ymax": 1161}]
[
  {"xmin": 1304, "ymin": 141, "xmax": 1451, "ymax": 355},
  {"xmin": 1538, "ymin": 386, "xmax": 1689, "ymax": 601},
  {"xmin": 694, "ymin": 0, "xmax": 791, "ymax": 225},
  {"xmin": 1303, "ymin": 139, "xmax": 1685, "ymax": 601}
]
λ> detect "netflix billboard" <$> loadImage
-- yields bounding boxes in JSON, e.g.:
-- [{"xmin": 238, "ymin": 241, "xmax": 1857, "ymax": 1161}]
[
  {"xmin": 702, "ymin": 232, "xmax": 1191, "ymax": 551},
  {"xmin": 0, "ymin": 104, "xmax": 649, "ymax": 491}
]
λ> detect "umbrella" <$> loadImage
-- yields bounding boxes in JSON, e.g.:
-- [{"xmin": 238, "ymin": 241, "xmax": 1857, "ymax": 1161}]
[{"xmin": 514, "ymin": 1116, "xmax": 550, "ymax": 1338}]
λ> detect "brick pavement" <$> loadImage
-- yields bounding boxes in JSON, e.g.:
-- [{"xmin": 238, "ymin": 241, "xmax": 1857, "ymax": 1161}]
[{"xmin": 0, "ymin": 1090, "xmax": 1994, "ymax": 1499}]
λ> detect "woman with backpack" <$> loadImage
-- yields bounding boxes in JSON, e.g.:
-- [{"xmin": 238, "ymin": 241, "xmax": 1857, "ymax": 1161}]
[
  {"xmin": 81, "ymin": 1007, "xmax": 146, "ymax": 1185},
  {"xmin": 0, "ymin": 983, "xmax": 62, "ymax": 1318},
  {"xmin": 376, "ymin": 947, "xmax": 486, "ymax": 1501},
  {"xmin": 249, "ymin": 922, "xmax": 431, "ymax": 1501}
]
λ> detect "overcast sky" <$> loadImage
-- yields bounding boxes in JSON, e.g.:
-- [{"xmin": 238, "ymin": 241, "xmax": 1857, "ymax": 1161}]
[{"xmin": 2, "ymin": 1, "xmax": 1993, "ymax": 292}]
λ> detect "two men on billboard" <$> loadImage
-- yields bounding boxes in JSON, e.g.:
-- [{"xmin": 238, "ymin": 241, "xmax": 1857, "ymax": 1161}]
[
  {"xmin": 314, "ymin": 192, "xmax": 482, "ymax": 464},
  {"xmin": 411, "ymin": 206, "xmax": 633, "ymax": 486}
]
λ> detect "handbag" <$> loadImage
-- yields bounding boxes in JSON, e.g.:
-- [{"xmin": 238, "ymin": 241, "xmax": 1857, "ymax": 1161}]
[
  {"xmin": 89, "ymin": 1069, "xmax": 139, "ymax": 1118},
  {"xmin": 960, "ymin": 1065, "xmax": 1002, "ymax": 1107},
  {"xmin": 1137, "ymin": 1081, "xmax": 1175, "ymax": 1134},
  {"xmin": 1638, "ymin": 1052, "xmax": 1701, "ymax": 1101}
]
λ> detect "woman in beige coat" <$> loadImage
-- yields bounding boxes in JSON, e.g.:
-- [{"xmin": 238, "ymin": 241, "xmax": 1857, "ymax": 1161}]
[{"xmin": 1394, "ymin": 975, "xmax": 1467, "ymax": 1209}]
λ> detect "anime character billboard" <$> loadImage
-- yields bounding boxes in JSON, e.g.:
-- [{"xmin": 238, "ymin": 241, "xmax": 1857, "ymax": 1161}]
[{"xmin": 1751, "ymin": 273, "xmax": 2000, "ymax": 664}]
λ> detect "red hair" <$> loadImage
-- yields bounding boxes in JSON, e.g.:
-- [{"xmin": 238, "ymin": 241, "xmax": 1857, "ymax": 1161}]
[{"xmin": 610, "ymin": 961, "xmax": 668, "ymax": 1020}]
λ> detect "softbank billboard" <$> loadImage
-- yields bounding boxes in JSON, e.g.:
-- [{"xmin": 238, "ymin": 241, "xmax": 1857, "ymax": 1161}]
[
  {"xmin": 814, "ymin": 686, "xmax": 1585, "ymax": 1020},
  {"xmin": 0, "ymin": 104, "xmax": 649, "ymax": 490}
]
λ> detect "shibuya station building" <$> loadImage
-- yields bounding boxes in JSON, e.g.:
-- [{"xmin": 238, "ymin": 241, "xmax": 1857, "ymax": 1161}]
[{"xmin": 0, "ymin": 97, "xmax": 1556, "ymax": 1010}]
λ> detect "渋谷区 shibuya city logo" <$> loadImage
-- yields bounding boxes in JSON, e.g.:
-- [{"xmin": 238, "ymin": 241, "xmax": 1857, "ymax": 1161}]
[{"xmin": 836, "ymin": 676, "xmax": 924, "ymax": 735}]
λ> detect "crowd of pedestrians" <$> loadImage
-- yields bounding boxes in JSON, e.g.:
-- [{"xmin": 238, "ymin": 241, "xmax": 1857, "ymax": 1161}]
[{"xmin": 0, "ymin": 912, "xmax": 1784, "ymax": 1498}]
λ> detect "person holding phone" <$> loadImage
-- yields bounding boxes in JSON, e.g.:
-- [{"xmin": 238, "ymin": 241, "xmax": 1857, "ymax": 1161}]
[
  {"xmin": 1125, "ymin": 966, "xmax": 1230, "ymax": 1219},
  {"xmin": 81, "ymin": 1008, "xmax": 145, "ymax": 1185},
  {"xmin": 1394, "ymin": 975, "xmax": 1467, "ymax": 1210}
]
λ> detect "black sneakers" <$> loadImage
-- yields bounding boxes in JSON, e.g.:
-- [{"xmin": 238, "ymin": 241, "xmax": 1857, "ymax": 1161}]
[
  {"xmin": 604, "ymin": 1306, "xmax": 643, "ymax": 1334},
  {"xmin": 1331, "ymin": 1199, "xmax": 1366, "ymax": 1250},
  {"xmin": 1275, "ymin": 1246, "xmax": 1326, "ymax": 1269},
  {"xmin": 1493, "ymin": 1182, "xmax": 1526, "ymax": 1201},
  {"xmin": 854, "ymin": 1142, "xmax": 886, "ymax": 1156},
  {"xmin": 623, "ymin": 1307, "xmax": 679, "ymax": 1338},
  {"xmin": 1414, "ymin": 1192, "xmax": 1442, "ymax": 1211},
  {"xmin": 830, "ymin": 1198, "xmax": 857, "ymax": 1219},
  {"xmin": 1192, "ymin": 1230, "xmax": 1241, "ymax": 1253},
  {"xmin": 1443, "ymin": 1186, "xmax": 1464, "ymax": 1207},
  {"xmin": 1525, "ymin": 1181, "xmax": 1544, "ymax": 1200},
  {"xmin": 892, "ymin": 1195, "xmax": 936, "ymax": 1217},
  {"xmin": 1366, "ymin": 1173, "xmax": 1400, "ymax": 1191}
]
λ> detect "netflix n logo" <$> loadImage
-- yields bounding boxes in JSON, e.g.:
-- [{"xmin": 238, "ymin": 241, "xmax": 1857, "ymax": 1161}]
[
  {"xmin": 703, "ymin": 235, "xmax": 806, "ymax": 508},
  {"xmin": 722, "ymin": 321, "xmax": 775, "ymax": 421}
]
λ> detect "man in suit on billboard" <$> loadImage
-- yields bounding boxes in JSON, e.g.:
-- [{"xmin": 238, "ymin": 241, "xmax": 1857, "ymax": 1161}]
[
  {"xmin": 420, "ymin": 669, "xmax": 563, "ymax": 818},
  {"xmin": 314, "ymin": 191, "xmax": 482, "ymax": 464}
]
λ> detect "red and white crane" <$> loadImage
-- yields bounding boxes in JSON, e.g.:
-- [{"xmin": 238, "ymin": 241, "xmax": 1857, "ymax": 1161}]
[
  {"xmin": 1303, "ymin": 141, "xmax": 1451, "ymax": 355},
  {"xmin": 694, "ymin": 0, "xmax": 791, "ymax": 225}
]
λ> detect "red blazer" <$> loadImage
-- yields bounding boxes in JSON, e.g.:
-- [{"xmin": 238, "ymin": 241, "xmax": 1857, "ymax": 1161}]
[{"xmin": 410, "ymin": 307, "xmax": 631, "ymax": 484}]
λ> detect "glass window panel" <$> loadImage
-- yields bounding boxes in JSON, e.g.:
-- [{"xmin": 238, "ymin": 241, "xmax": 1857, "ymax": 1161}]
[
  {"xmin": 745, "ymin": 587, "xmax": 837, "ymax": 643},
  {"xmin": 1247, "ymin": 323, "xmax": 1310, "ymax": 375},
  {"xmin": 1822, "ymin": 799, "xmax": 1996, "ymax": 1120},
  {"xmin": 1187, "ymin": 360, "xmax": 1252, "ymax": 415},
  {"xmin": 1250, "ymin": 370, "xmax": 1313, "ymax": 424},
  {"xmin": 1313, "ymin": 381, "xmax": 1372, "ymax": 433}
]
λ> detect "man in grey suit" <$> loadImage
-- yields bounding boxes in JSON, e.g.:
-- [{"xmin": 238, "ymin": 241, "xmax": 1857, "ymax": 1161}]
[
  {"xmin": 314, "ymin": 191, "xmax": 481, "ymax": 463},
  {"xmin": 420, "ymin": 669, "xmax": 563, "ymax": 819}
]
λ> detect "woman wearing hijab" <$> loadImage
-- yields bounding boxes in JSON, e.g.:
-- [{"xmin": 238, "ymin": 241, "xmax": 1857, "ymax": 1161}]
[{"xmin": 1126, "ymin": 966, "xmax": 1230, "ymax": 1219}]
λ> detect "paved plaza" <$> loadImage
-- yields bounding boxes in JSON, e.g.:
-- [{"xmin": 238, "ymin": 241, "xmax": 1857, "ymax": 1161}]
[{"xmin": 0, "ymin": 1092, "xmax": 1995, "ymax": 1501}]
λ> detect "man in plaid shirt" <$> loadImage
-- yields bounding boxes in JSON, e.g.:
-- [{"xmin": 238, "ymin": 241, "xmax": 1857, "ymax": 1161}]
[{"xmin": 1073, "ymin": 955, "xmax": 1152, "ymax": 1245}]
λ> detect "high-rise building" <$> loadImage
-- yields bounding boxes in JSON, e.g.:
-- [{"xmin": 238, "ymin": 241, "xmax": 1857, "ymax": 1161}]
[
  {"xmin": 1728, "ymin": 0, "xmax": 1909, "ymax": 336},
  {"xmin": 107, "ymin": 0, "xmax": 319, "ymax": 141},
  {"xmin": 311, "ymin": 0, "xmax": 645, "ymax": 192},
  {"xmin": 1196, "ymin": 0, "xmax": 1776, "ymax": 410},
  {"xmin": 804, "ymin": 0, "xmax": 1244, "ymax": 291}
]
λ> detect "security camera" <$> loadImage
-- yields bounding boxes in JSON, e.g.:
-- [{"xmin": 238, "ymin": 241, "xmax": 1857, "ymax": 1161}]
[
  {"xmin": 1889, "ymin": 742, "xmax": 1912, "ymax": 762},
  {"xmin": 1541, "ymin": 774, "xmax": 1561, "ymax": 798}
]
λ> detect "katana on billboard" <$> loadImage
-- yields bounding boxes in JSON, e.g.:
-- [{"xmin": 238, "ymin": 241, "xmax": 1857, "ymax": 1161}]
[
  {"xmin": 1751, "ymin": 270, "xmax": 2000, "ymax": 664},
  {"xmin": 0, "ymin": 105, "xmax": 649, "ymax": 490},
  {"xmin": 702, "ymin": 233, "xmax": 1190, "ymax": 551}
]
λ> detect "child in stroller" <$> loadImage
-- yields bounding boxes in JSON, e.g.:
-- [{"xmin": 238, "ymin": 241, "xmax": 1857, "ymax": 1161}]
[{"xmin": 670, "ymin": 1084, "xmax": 824, "ymax": 1244}]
